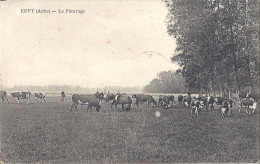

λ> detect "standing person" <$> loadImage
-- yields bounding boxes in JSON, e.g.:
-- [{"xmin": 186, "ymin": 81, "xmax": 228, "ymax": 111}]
[{"xmin": 61, "ymin": 91, "xmax": 66, "ymax": 101}]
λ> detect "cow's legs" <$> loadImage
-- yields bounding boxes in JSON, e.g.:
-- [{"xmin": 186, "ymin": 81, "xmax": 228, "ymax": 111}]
[
  {"xmin": 195, "ymin": 107, "xmax": 199, "ymax": 115},
  {"xmin": 111, "ymin": 100, "xmax": 116, "ymax": 108},
  {"xmin": 17, "ymin": 98, "xmax": 20, "ymax": 104},
  {"xmin": 71, "ymin": 103, "xmax": 75, "ymax": 111}
]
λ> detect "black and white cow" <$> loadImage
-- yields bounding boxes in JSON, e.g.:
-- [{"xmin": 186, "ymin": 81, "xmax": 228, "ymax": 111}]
[
  {"xmin": 11, "ymin": 92, "xmax": 31, "ymax": 104},
  {"xmin": 111, "ymin": 94, "xmax": 132, "ymax": 111},
  {"xmin": 220, "ymin": 100, "xmax": 235, "ymax": 117},
  {"xmin": 33, "ymin": 92, "xmax": 46, "ymax": 103},
  {"xmin": 239, "ymin": 98, "xmax": 257, "ymax": 114},
  {"xmin": 190, "ymin": 99, "xmax": 204, "ymax": 115}
]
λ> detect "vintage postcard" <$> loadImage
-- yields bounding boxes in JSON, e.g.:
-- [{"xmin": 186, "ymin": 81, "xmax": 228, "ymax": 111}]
[{"xmin": 0, "ymin": 0, "xmax": 259, "ymax": 163}]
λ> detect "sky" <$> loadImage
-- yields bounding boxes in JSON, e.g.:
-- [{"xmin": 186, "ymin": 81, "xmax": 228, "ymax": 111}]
[{"xmin": 0, "ymin": 0, "xmax": 178, "ymax": 88}]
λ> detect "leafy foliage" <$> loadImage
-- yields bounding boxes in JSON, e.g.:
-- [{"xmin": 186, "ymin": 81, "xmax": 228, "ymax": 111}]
[{"xmin": 165, "ymin": 0, "xmax": 259, "ymax": 97}]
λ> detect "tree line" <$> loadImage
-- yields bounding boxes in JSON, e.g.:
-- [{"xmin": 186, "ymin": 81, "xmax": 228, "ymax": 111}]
[
  {"xmin": 163, "ymin": 0, "xmax": 258, "ymax": 98},
  {"xmin": 143, "ymin": 71, "xmax": 188, "ymax": 93}
]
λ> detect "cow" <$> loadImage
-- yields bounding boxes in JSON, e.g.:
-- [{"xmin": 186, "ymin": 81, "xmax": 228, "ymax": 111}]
[
  {"xmin": 33, "ymin": 92, "xmax": 46, "ymax": 103},
  {"xmin": 61, "ymin": 91, "xmax": 66, "ymax": 101},
  {"xmin": 183, "ymin": 95, "xmax": 192, "ymax": 107},
  {"xmin": 158, "ymin": 95, "xmax": 176, "ymax": 108},
  {"xmin": 214, "ymin": 97, "xmax": 227, "ymax": 105},
  {"xmin": 11, "ymin": 92, "xmax": 31, "ymax": 104},
  {"xmin": 104, "ymin": 92, "xmax": 115, "ymax": 103},
  {"xmin": 178, "ymin": 95, "xmax": 183, "ymax": 105},
  {"xmin": 132, "ymin": 94, "xmax": 145, "ymax": 106},
  {"xmin": 71, "ymin": 94, "xmax": 101, "ymax": 112},
  {"xmin": 220, "ymin": 100, "xmax": 233, "ymax": 117},
  {"xmin": 0, "ymin": 90, "xmax": 9, "ymax": 104},
  {"xmin": 94, "ymin": 91, "xmax": 104, "ymax": 102},
  {"xmin": 239, "ymin": 92, "xmax": 258, "ymax": 102},
  {"xmin": 111, "ymin": 94, "xmax": 132, "ymax": 111},
  {"xmin": 239, "ymin": 98, "xmax": 257, "ymax": 114},
  {"xmin": 190, "ymin": 99, "xmax": 204, "ymax": 115},
  {"xmin": 198, "ymin": 96, "xmax": 215, "ymax": 111},
  {"xmin": 139, "ymin": 95, "xmax": 157, "ymax": 107}
]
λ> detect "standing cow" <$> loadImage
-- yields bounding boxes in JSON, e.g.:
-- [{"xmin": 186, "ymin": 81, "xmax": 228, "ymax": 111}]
[
  {"xmin": 220, "ymin": 100, "xmax": 235, "ymax": 118},
  {"xmin": 132, "ymin": 94, "xmax": 145, "ymax": 107},
  {"xmin": 34, "ymin": 92, "xmax": 46, "ymax": 103},
  {"xmin": 178, "ymin": 95, "xmax": 183, "ymax": 105},
  {"xmin": 139, "ymin": 95, "xmax": 157, "ymax": 107},
  {"xmin": 11, "ymin": 91, "xmax": 31, "ymax": 104},
  {"xmin": 111, "ymin": 94, "xmax": 132, "ymax": 111},
  {"xmin": 190, "ymin": 99, "xmax": 204, "ymax": 116},
  {"xmin": 239, "ymin": 98, "xmax": 257, "ymax": 114},
  {"xmin": 0, "ymin": 90, "xmax": 9, "ymax": 104},
  {"xmin": 71, "ymin": 94, "xmax": 101, "ymax": 112},
  {"xmin": 183, "ymin": 94, "xmax": 192, "ymax": 107}
]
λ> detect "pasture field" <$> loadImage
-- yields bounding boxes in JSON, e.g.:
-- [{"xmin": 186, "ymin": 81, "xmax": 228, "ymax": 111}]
[{"xmin": 0, "ymin": 95, "xmax": 259, "ymax": 163}]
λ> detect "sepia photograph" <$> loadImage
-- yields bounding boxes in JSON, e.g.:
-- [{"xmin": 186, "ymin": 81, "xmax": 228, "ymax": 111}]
[{"xmin": 0, "ymin": 0, "xmax": 259, "ymax": 163}]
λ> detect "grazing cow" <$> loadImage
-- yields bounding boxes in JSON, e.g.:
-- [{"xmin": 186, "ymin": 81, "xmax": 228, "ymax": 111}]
[
  {"xmin": 0, "ymin": 90, "xmax": 9, "ymax": 104},
  {"xmin": 11, "ymin": 92, "xmax": 31, "ymax": 104},
  {"xmin": 132, "ymin": 94, "xmax": 145, "ymax": 106},
  {"xmin": 71, "ymin": 94, "xmax": 101, "ymax": 112},
  {"xmin": 178, "ymin": 95, "xmax": 183, "ymax": 105},
  {"xmin": 61, "ymin": 91, "xmax": 66, "ymax": 101},
  {"xmin": 239, "ymin": 98, "xmax": 257, "ymax": 114},
  {"xmin": 111, "ymin": 94, "xmax": 132, "ymax": 111},
  {"xmin": 139, "ymin": 95, "xmax": 157, "ymax": 107},
  {"xmin": 190, "ymin": 99, "xmax": 204, "ymax": 115},
  {"xmin": 183, "ymin": 95, "xmax": 192, "ymax": 107},
  {"xmin": 104, "ymin": 92, "xmax": 115, "ymax": 103},
  {"xmin": 34, "ymin": 92, "xmax": 46, "ymax": 103},
  {"xmin": 159, "ymin": 95, "xmax": 176, "ymax": 108},
  {"xmin": 94, "ymin": 91, "xmax": 104, "ymax": 102},
  {"xmin": 197, "ymin": 96, "xmax": 215, "ymax": 110},
  {"xmin": 220, "ymin": 100, "xmax": 233, "ymax": 117}
]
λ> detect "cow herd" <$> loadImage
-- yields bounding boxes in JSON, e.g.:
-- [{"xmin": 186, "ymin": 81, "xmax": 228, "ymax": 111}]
[
  {"xmin": 0, "ymin": 91, "xmax": 46, "ymax": 104},
  {"xmin": 0, "ymin": 90, "xmax": 258, "ymax": 117}
]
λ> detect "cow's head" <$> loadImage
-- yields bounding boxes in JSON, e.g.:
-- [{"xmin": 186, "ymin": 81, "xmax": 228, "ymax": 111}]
[
  {"xmin": 124, "ymin": 104, "xmax": 131, "ymax": 110},
  {"xmin": 132, "ymin": 94, "xmax": 136, "ymax": 98}
]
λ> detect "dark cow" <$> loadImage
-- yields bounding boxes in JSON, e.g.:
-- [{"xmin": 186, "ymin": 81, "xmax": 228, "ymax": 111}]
[
  {"xmin": 71, "ymin": 94, "xmax": 101, "ymax": 112},
  {"xmin": 0, "ymin": 90, "xmax": 9, "ymax": 104},
  {"xmin": 220, "ymin": 100, "xmax": 232, "ymax": 117},
  {"xmin": 111, "ymin": 94, "xmax": 132, "ymax": 111},
  {"xmin": 94, "ymin": 91, "xmax": 104, "ymax": 102},
  {"xmin": 239, "ymin": 98, "xmax": 257, "ymax": 114},
  {"xmin": 104, "ymin": 92, "xmax": 115, "ymax": 103},
  {"xmin": 34, "ymin": 92, "xmax": 46, "ymax": 103},
  {"xmin": 61, "ymin": 91, "xmax": 66, "ymax": 101},
  {"xmin": 132, "ymin": 94, "xmax": 145, "ymax": 106},
  {"xmin": 190, "ymin": 99, "xmax": 204, "ymax": 115},
  {"xmin": 139, "ymin": 95, "xmax": 157, "ymax": 107},
  {"xmin": 11, "ymin": 92, "xmax": 31, "ymax": 104},
  {"xmin": 159, "ymin": 95, "xmax": 176, "ymax": 108},
  {"xmin": 178, "ymin": 95, "xmax": 183, "ymax": 105},
  {"xmin": 214, "ymin": 97, "xmax": 227, "ymax": 105},
  {"xmin": 183, "ymin": 95, "xmax": 192, "ymax": 107}
]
